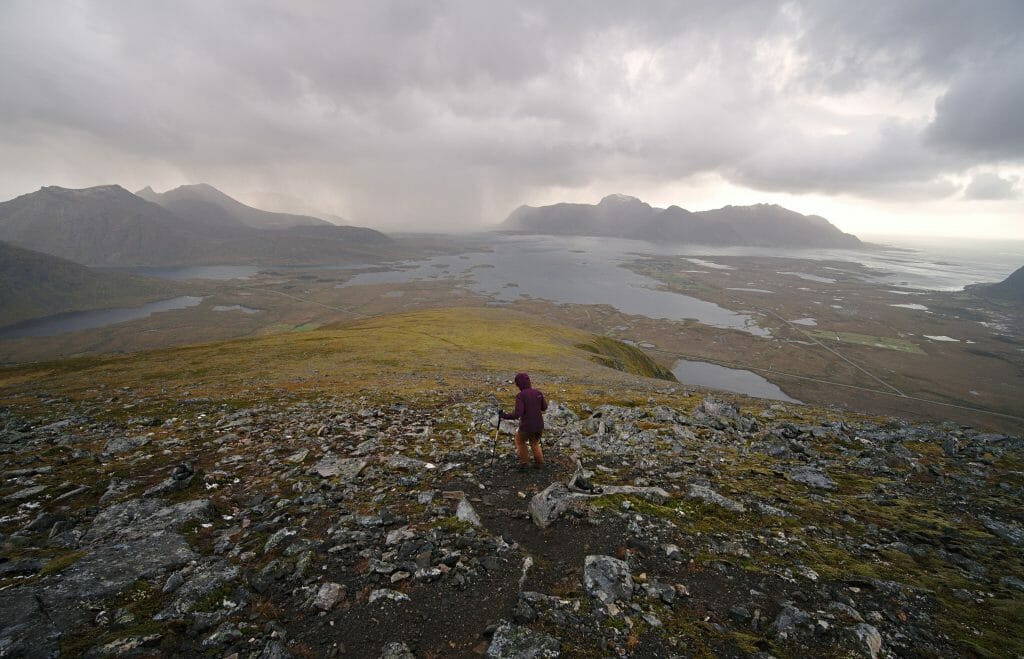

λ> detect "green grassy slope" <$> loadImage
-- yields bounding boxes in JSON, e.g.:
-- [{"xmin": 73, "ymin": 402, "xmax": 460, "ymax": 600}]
[{"xmin": 0, "ymin": 307, "xmax": 677, "ymax": 407}]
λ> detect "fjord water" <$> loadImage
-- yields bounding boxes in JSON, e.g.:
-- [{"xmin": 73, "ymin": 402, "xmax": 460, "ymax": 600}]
[
  {"xmin": 0, "ymin": 296, "xmax": 203, "ymax": 339},
  {"xmin": 340, "ymin": 235, "xmax": 771, "ymax": 335}
]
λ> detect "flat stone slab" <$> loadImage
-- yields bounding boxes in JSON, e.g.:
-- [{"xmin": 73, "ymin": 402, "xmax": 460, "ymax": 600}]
[
  {"xmin": 4, "ymin": 485, "xmax": 47, "ymax": 501},
  {"xmin": 103, "ymin": 435, "xmax": 151, "ymax": 455},
  {"xmin": 788, "ymin": 466, "xmax": 837, "ymax": 490},
  {"xmin": 314, "ymin": 455, "xmax": 367, "ymax": 480},
  {"xmin": 687, "ymin": 484, "xmax": 746, "ymax": 512}
]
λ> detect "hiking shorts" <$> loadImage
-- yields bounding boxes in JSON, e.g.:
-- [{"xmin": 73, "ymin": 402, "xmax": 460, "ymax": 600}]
[{"xmin": 519, "ymin": 430, "xmax": 542, "ymax": 443}]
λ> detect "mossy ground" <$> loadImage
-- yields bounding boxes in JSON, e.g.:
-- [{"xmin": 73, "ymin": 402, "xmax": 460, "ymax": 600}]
[{"xmin": 1, "ymin": 306, "xmax": 1020, "ymax": 657}]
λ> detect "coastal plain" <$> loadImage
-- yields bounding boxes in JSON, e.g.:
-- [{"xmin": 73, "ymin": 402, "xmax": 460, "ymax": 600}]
[{"xmin": 3, "ymin": 240, "xmax": 1020, "ymax": 434}]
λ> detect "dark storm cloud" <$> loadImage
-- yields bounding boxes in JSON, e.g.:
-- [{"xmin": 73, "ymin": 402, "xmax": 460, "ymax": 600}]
[
  {"xmin": 927, "ymin": 63, "xmax": 1024, "ymax": 159},
  {"xmin": 964, "ymin": 172, "xmax": 1020, "ymax": 201},
  {"xmin": 0, "ymin": 1, "xmax": 1022, "ymax": 229}
]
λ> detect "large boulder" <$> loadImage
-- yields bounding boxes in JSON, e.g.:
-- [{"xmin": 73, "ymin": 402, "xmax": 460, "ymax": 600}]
[{"xmin": 583, "ymin": 555, "xmax": 634, "ymax": 603}]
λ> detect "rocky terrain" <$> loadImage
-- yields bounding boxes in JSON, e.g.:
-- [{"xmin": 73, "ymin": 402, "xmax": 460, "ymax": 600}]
[{"xmin": 2, "ymin": 381, "xmax": 1021, "ymax": 657}]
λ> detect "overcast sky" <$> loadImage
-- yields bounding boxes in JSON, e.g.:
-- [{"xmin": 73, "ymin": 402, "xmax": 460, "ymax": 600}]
[{"xmin": 2, "ymin": 1, "xmax": 1023, "ymax": 237}]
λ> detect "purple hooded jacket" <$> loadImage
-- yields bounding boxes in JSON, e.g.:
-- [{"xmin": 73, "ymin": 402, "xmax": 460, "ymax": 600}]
[{"xmin": 500, "ymin": 372, "xmax": 547, "ymax": 435}]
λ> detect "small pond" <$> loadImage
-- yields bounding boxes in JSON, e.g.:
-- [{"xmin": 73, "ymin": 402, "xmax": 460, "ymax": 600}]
[{"xmin": 672, "ymin": 359, "xmax": 801, "ymax": 403}]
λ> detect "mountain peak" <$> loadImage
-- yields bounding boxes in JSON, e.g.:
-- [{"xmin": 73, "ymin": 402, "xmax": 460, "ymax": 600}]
[
  {"xmin": 137, "ymin": 182, "xmax": 330, "ymax": 230},
  {"xmin": 599, "ymin": 193, "xmax": 645, "ymax": 206},
  {"xmin": 502, "ymin": 195, "xmax": 861, "ymax": 248}
]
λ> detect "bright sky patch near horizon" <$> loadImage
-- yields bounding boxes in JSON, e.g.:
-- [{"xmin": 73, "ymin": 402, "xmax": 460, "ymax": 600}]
[{"xmin": 1, "ymin": 1, "xmax": 1022, "ymax": 238}]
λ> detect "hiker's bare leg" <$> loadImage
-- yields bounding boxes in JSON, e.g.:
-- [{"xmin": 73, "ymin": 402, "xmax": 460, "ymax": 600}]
[
  {"xmin": 514, "ymin": 430, "xmax": 530, "ymax": 466},
  {"xmin": 530, "ymin": 439, "xmax": 544, "ymax": 468}
]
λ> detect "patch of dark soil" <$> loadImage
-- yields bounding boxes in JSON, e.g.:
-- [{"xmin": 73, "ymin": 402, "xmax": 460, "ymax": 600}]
[{"xmin": 287, "ymin": 564, "xmax": 521, "ymax": 658}]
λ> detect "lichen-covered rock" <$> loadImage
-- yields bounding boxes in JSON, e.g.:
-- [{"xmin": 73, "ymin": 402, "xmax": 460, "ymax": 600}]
[
  {"xmin": 687, "ymin": 484, "xmax": 746, "ymax": 512},
  {"xmin": 788, "ymin": 466, "xmax": 837, "ymax": 490},
  {"xmin": 583, "ymin": 555, "xmax": 634, "ymax": 603},
  {"xmin": 485, "ymin": 620, "xmax": 561, "ymax": 658}
]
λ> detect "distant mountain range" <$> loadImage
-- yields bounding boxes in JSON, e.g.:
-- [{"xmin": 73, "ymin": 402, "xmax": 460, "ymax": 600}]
[
  {"xmin": 136, "ymin": 184, "xmax": 329, "ymax": 230},
  {"xmin": 969, "ymin": 264, "xmax": 1024, "ymax": 302},
  {"xmin": 0, "ymin": 184, "xmax": 391, "ymax": 267},
  {"xmin": 502, "ymin": 194, "xmax": 863, "ymax": 248},
  {"xmin": 0, "ymin": 240, "xmax": 180, "ymax": 327}
]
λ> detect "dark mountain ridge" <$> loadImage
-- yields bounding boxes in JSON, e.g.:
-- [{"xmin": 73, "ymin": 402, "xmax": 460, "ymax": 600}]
[
  {"xmin": 0, "ymin": 185, "xmax": 207, "ymax": 266},
  {"xmin": 136, "ymin": 183, "xmax": 330, "ymax": 230},
  {"xmin": 0, "ymin": 184, "xmax": 391, "ymax": 267},
  {"xmin": 503, "ymin": 194, "xmax": 862, "ymax": 248},
  {"xmin": 0, "ymin": 240, "xmax": 179, "ymax": 326},
  {"xmin": 968, "ymin": 264, "xmax": 1024, "ymax": 301}
]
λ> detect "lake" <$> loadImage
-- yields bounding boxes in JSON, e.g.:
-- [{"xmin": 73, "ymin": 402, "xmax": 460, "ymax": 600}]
[
  {"xmin": 0, "ymin": 297, "xmax": 203, "ymax": 339},
  {"xmin": 340, "ymin": 235, "xmax": 771, "ymax": 336},
  {"xmin": 672, "ymin": 358, "xmax": 801, "ymax": 403}
]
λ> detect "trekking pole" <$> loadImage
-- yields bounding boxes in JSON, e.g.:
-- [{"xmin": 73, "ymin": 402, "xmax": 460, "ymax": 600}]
[{"xmin": 491, "ymin": 410, "xmax": 501, "ymax": 467}]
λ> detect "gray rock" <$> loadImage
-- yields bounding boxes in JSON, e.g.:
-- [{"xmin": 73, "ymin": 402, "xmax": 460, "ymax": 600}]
[
  {"xmin": 380, "ymin": 641, "xmax": 415, "ymax": 658},
  {"xmin": 96, "ymin": 634, "xmax": 162, "ymax": 656},
  {"xmin": 456, "ymin": 499, "xmax": 482, "ymax": 527},
  {"xmin": 0, "ymin": 559, "xmax": 44, "ymax": 577},
  {"xmin": 284, "ymin": 449, "xmax": 308, "ymax": 463},
  {"xmin": 159, "ymin": 559, "xmax": 240, "ymax": 617},
  {"xmin": 599, "ymin": 485, "xmax": 670, "ymax": 503},
  {"xmin": 979, "ymin": 515, "xmax": 1024, "ymax": 546},
  {"xmin": 369, "ymin": 589, "xmax": 411, "ymax": 604},
  {"xmin": 312, "ymin": 582, "xmax": 345, "ymax": 611},
  {"xmin": 749, "ymin": 501, "xmax": 792, "ymax": 517},
  {"xmin": 98, "ymin": 477, "xmax": 136, "ymax": 503},
  {"xmin": 1000, "ymin": 575, "xmax": 1024, "ymax": 592},
  {"xmin": 144, "ymin": 462, "xmax": 195, "ymax": 497},
  {"xmin": 4, "ymin": 485, "xmax": 47, "ymax": 502},
  {"xmin": 788, "ymin": 466, "xmax": 837, "ymax": 490},
  {"xmin": 687, "ymin": 484, "xmax": 746, "ymax": 512},
  {"xmin": 162, "ymin": 570, "xmax": 186, "ymax": 594},
  {"xmin": 82, "ymin": 497, "xmax": 211, "ymax": 547},
  {"xmin": 696, "ymin": 397, "xmax": 740, "ymax": 420},
  {"xmin": 264, "ymin": 527, "xmax": 297, "ymax": 554},
  {"xmin": 201, "ymin": 622, "xmax": 242, "ymax": 650},
  {"xmin": 315, "ymin": 455, "xmax": 368, "ymax": 480},
  {"xmin": 583, "ymin": 555, "xmax": 633, "ymax": 603},
  {"xmin": 770, "ymin": 604, "xmax": 811, "ymax": 638},
  {"xmin": 9, "ymin": 498, "xmax": 212, "ymax": 647},
  {"xmin": 529, "ymin": 483, "xmax": 591, "ymax": 529},
  {"xmin": 103, "ymin": 435, "xmax": 150, "ymax": 455},
  {"xmin": 385, "ymin": 526, "xmax": 416, "ymax": 546},
  {"xmin": 529, "ymin": 482, "xmax": 669, "ymax": 528},
  {"xmin": 25, "ymin": 512, "xmax": 62, "ymax": 534},
  {"xmin": 848, "ymin": 623, "xmax": 883, "ymax": 658},
  {"xmin": 485, "ymin": 620, "xmax": 561, "ymax": 658},
  {"xmin": 0, "ymin": 589, "xmax": 60, "ymax": 658},
  {"xmin": 258, "ymin": 640, "xmax": 293, "ymax": 659},
  {"xmin": 386, "ymin": 455, "xmax": 429, "ymax": 471}
]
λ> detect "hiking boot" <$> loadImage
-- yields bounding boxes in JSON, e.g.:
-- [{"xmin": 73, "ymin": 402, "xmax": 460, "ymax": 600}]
[
  {"xmin": 517, "ymin": 464, "xmax": 530, "ymax": 471},
  {"xmin": 533, "ymin": 462, "xmax": 544, "ymax": 470}
]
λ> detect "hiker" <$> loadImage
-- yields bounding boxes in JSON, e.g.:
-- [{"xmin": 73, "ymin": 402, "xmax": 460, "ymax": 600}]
[{"xmin": 499, "ymin": 372, "xmax": 548, "ymax": 469}]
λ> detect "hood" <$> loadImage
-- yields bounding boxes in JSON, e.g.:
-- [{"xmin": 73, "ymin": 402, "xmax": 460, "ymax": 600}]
[{"xmin": 514, "ymin": 372, "xmax": 531, "ymax": 390}]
